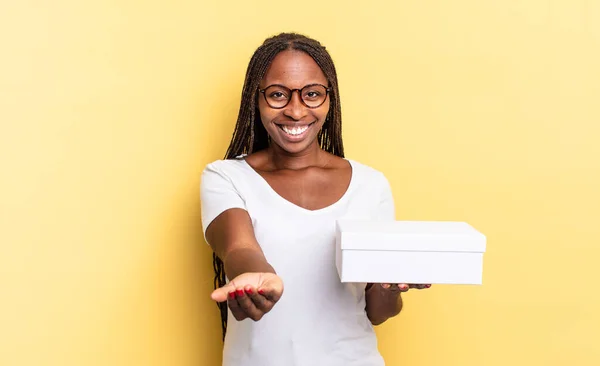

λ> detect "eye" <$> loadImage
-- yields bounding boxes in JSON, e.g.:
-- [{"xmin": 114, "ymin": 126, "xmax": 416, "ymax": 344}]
[
  {"xmin": 269, "ymin": 91, "xmax": 288, "ymax": 99},
  {"xmin": 304, "ymin": 90, "xmax": 322, "ymax": 99}
]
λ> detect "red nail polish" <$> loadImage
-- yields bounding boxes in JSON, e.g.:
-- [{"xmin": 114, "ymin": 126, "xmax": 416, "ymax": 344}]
[
  {"xmin": 426, "ymin": 284, "xmax": 431, "ymax": 288},
  {"xmin": 258, "ymin": 289, "xmax": 265, "ymax": 295},
  {"xmin": 236, "ymin": 289, "xmax": 244, "ymax": 297},
  {"xmin": 228, "ymin": 291, "xmax": 235, "ymax": 299},
  {"xmin": 245, "ymin": 288, "xmax": 254, "ymax": 295}
]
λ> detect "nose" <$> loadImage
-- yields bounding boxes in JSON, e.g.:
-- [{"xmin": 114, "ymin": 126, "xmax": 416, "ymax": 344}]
[{"xmin": 282, "ymin": 90, "xmax": 307, "ymax": 121}]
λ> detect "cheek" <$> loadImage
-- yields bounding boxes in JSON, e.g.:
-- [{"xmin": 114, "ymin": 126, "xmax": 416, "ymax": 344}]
[
  {"xmin": 257, "ymin": 101, "xmax": 277, "ymax": 127},
  {"xmin": 317, "ymin": 103, "xmax": 331, "ymax": 125}
]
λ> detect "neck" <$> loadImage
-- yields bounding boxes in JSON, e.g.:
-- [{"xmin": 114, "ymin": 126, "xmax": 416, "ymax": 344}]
[{"xmin": 267, "ymin": 141, "xmax": 327, "ymax": 170}]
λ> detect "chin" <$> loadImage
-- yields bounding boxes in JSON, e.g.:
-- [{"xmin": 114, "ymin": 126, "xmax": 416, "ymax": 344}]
[{"xmin": 272, "ymin": 137, "xmax": 319, "ymax": 155}]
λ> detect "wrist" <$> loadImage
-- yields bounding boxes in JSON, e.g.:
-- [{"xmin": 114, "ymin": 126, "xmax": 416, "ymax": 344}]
[{"xmin": 223, "ymin": 247, "xmax": 275, "ymax": 278}]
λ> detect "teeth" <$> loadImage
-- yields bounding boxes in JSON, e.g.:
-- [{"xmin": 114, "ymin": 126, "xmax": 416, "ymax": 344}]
[{"xmin": 281, "ymin": 125, "xmax": 309, "ymax": 136}]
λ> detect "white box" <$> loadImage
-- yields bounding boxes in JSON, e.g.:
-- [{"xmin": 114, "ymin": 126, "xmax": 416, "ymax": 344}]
[{"xmin": 335, "ymin": 220, "xmax": 486, "ymax": 285}]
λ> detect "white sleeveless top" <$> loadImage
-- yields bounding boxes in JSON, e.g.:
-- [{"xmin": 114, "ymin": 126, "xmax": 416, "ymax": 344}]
[{"xmin": 200, "ymin": 156, "xmax": 395, "ymax": 366}]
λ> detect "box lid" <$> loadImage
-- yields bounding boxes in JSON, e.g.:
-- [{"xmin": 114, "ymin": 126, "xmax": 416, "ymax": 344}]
[{"xmin": 336, "ymin": 220, "xmax": 486, "ymax": 252}]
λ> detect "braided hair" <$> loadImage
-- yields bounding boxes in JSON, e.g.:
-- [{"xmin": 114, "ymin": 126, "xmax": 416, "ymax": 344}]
[{"xmin": 213, "ymin": 32, "xmax": 345, "ymax": 340}]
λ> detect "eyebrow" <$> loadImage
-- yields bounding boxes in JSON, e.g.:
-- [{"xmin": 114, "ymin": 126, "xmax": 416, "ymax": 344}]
[{"xmin": 259, "ymin": 82, "xmax": 329, "ymax": 89}]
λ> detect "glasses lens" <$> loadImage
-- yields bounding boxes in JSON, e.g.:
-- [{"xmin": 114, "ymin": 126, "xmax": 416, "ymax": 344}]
[
  {"xmin": 301, "ymin": 85, "xmax": 328, "ymax": 108},
  {"xmin": 264, "ymin": 85, "xmax": 290, "ymax": 108}
]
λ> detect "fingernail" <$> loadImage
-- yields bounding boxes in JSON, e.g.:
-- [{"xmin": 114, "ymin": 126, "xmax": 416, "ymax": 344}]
[
  {"xmin": 258, "ymin": 289, "xmax": 265, "ymax": 295},
  {"xmin": 399, "ymin": 284, "xmax": 408, "ymax": 290},
  {"xmin": 245, "ymin": 288, "xmax": 254, "ymax": 295},
  {"xmin": 228, "ymin": 291, "xmax": 235, "ymax": 299},
  {"xmin": 236, "ymin": 289, "xmax": 244, "ymax": 297},
  {"xmin": 426, "ymin": 284, "xmax": 431, "ymax": 288}
]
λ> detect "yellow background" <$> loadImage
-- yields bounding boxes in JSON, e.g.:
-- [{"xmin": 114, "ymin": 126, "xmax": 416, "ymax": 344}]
[{"xmin": 2, "ymin": 1, "xmax": 599, "ymax": 365}]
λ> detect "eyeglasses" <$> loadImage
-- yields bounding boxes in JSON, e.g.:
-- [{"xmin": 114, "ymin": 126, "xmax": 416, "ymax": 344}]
[{"xmin": 258, "ymin": 84, "xmax": 331, "ymax": 109}]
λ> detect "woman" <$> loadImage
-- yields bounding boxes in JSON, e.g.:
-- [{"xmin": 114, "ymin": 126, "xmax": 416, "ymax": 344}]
[{"xmin": 200, "ymin": 32, "xmax": 430, "ymax": 366}]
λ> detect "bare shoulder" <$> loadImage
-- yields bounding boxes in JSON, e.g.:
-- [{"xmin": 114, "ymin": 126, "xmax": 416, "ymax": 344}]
[
  {"xmin": 243, "ymin": 150, "xmax": 269, "ymax": 170},
  {"xmin": 322, "ymin": 152, "xmax": 351, "ymax": 171}
]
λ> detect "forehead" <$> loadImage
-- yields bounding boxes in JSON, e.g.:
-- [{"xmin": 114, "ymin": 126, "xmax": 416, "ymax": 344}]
[{"xmin": 261, "ymin": 50, "xmax": 327, "ymax": 87}]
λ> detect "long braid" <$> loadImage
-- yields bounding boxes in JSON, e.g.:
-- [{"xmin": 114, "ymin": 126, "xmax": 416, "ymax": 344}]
[{"xmin": 214, "ymin": 32, "xmax": 345, "ymax": 341}]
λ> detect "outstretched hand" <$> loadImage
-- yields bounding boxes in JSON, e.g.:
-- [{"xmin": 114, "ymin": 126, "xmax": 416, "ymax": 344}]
[{"xmin": 211, "ymin": 272, "xmax": 284, "ymax": 321}]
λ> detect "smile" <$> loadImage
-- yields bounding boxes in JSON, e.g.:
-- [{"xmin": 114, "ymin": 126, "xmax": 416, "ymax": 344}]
[{"xmin": 277, "ymin": 122, "xmax": 315, "ymax": 137}]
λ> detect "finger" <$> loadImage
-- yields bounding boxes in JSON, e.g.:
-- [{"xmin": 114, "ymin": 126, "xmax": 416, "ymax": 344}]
[
  {"xmin": 235, "ymin": 287, "xmax": 264, "ymax": 321},
  {"xmin": 211, "ymin": 283, "xmax": 236, "ymax": 302},
  {"xmin": 381, "ymin": 284, "xmax": 402, "ymax": 293},
  {"xmin": 409, "ymin": 284, "xmax": 431, "ymax": 290},
  {"xmin": 398, "ymin": 284, "xmax": 410, "ymax": 292},
  {"xmin": 246, "ymin": 286, "xmax": 273, "ymax": 313},
  {"xmin": 227, "ymin": 291, "xmax": 247, "ymax": 321},
  {"xmin": 258, "ymin": 285, "xmax": 283, "ymax": 303}
]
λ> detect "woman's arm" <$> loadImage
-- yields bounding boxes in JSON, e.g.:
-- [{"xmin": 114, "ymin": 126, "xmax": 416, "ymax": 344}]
[
  {"xmin": 364, "ymin": 174, "xmax": 432, "ymax": 324},
  {"xmin": 206, "ymin": 208, "xmax": 274, "ymax": 278},
  {"xmin": 206, "ymin": 208, "xmax": 283, "ymax": 321}
]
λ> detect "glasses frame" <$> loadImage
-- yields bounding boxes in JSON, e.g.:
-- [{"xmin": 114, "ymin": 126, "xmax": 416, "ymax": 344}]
[{"xmin": 258, "ymin": 83, "xmax": 331, "ymax": 109}]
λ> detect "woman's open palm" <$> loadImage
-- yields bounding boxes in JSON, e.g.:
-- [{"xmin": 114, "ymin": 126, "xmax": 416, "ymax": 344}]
[{"xmin": 211, "ymin": 272, "xmax": 284, "ymax": 321}]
